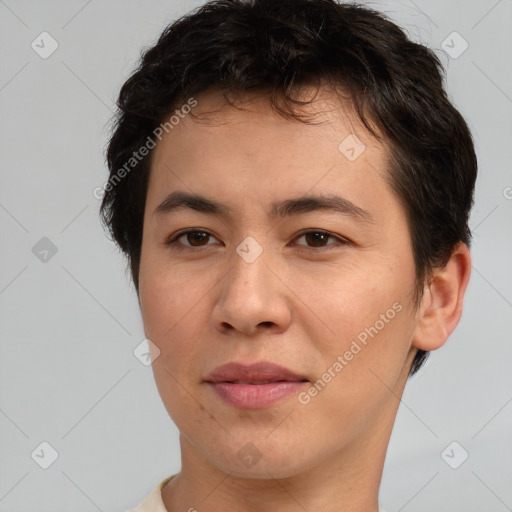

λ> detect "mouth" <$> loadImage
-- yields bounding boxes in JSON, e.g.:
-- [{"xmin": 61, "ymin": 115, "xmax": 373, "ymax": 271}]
[
  {"xmin": 219, "ymin": 379, "xmax": 308, "ymax": 385},
  {"xmin": 204, "ymin": 360, "xmax": 309, "ymax": 384},
  {"xmin": 204, "ymin": 361, "xmax": 309, "ymax": 409}
]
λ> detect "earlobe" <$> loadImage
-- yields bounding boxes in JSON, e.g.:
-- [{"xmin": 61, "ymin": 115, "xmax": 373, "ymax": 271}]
[{"xmin": 412, "ymin": 243, "xmax": 472, "ymax": 351}]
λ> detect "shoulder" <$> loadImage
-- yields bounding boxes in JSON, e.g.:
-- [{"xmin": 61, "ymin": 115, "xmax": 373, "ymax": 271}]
[{"xmin": 125, "ymin": 475, "xmax": 176, "ymax": 512}]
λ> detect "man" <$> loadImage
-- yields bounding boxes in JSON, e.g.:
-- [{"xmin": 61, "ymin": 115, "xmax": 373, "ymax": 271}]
[{"xmin": 101, "ymin": 1, "xmax": 477, "ymax": 510}]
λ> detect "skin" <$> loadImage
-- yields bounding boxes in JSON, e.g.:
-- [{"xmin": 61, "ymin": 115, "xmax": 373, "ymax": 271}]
[{"xmin": 138, "ymin": 86, "xmax": 471, "ymax": 512}]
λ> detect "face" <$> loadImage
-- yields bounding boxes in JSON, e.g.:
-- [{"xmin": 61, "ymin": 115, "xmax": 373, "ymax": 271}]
[{"xmin": 139, "ymin": 87, "xmax": 421, "ymax": 479}]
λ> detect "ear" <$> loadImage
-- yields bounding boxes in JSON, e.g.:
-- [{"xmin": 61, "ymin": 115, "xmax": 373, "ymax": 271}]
[{"xmin": 412, "ymin": 242, "xmax": 472, "ymax": 351}]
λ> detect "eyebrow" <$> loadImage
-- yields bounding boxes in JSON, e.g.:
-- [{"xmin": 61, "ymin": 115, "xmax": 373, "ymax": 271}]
[{"xmin": 153, "ymin": 190, "xmax": 374, "ymax": 224}]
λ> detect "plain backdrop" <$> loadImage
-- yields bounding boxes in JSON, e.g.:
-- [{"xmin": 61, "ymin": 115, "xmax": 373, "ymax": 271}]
[{"xmin": 1, "ymin": 1, "xmax": 511, "ymax": 511}]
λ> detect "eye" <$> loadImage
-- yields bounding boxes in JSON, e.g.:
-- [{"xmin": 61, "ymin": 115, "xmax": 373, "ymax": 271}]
[
  {"xmin": 165, "ymin": 229, "xmax": 219, "ymax": 250},
  {"xmin": 292, "ymin": 230, "xmax": 350, "ymax": 250},
  {"xmin": 164, "ymin": 228, "xmax": 350, "ymax": 252}
]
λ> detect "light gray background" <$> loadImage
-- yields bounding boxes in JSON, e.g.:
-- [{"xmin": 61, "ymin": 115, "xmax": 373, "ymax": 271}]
[{"xmin": 1, "ymin": 0, "xmax": 511, "ymax": 511}]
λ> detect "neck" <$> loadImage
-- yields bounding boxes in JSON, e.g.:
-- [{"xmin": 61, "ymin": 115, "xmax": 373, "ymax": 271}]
[{"xmin": 163, "ymin": 400, "xmax": 400, "ymax": 512}]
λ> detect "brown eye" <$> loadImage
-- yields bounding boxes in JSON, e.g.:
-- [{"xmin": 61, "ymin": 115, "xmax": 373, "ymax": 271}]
[
  {"xmin": 166, "ymin": 230, "xmax": 218, "ymax": 250},
  {"xmin": 294, "ymin": 230, "xmax": 348, "ymax": 249},
  {"xmin": 183, "ymin": 231, "xmax": 211, "ymax": 246},
  {"xmin": 304, "ymin": 231, "xmax": 330, "ymax": 247}
]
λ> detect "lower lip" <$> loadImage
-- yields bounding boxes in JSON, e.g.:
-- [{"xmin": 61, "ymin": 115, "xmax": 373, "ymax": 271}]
[{"xmin": 207, "ymin": 382, "xmax": 307, "ymax": 409}]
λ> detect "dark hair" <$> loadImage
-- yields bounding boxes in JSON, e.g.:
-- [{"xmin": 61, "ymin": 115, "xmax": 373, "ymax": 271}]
[{"xmin": 100, "ymin": 0, "xmax": 477, "ymax": 377}]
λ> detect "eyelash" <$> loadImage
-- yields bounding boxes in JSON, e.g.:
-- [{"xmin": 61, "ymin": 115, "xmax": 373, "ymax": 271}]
[{"xmin": 164, "ymin": 229, "xmax": 351, "ymax": 252}]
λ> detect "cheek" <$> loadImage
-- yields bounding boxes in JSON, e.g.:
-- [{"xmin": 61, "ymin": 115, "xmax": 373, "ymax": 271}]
[
  {"xmin": 290, "ymin": 257, "xmax": 409, "ymax": 345},
  {"xmin": 138, "ymin": 255, "xmax": 216, "ymax": 384},
  {"xmin": 139, "ymin": 262, "xmax": 209, "ymax": 424},
  {"xmin": 298, "ymin": 306, "xmax": 415, "ymax": 442},
  {"xmin": 294, "ymin": 254, "xmax": 417, "ymax": 414},
  {"xmin": 139, "ymin": 254, "xmax": 203, "ymax": 339}
]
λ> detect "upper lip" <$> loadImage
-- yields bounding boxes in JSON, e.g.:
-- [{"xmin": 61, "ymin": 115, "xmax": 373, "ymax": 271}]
[{"xmin": 204, "ymin": 361, "xmax": 309, "ymax": 384}]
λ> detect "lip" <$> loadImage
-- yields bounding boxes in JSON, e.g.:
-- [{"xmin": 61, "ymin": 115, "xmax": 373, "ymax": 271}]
[{"xmin": 204, "ymin": 361, "xmax": 309, "ymax": 409}]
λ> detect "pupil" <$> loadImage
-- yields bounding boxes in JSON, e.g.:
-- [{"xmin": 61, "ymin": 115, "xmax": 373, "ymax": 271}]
[
  {"xmin": 189, "ymin": 232, "xmax": 208, "ymax": 246},
  {"xmin": 307, "ymin": 232, "xmax": 327, "ymax": 247}
]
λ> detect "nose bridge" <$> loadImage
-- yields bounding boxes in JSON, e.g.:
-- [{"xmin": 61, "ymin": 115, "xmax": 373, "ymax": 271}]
[
  {"xmin": 227, "ymin": 235, "xmax": 273, "ymax": 305},
  {"xmin": 213, "ymin": 235, "xmax": 291, "ymax": 335}
]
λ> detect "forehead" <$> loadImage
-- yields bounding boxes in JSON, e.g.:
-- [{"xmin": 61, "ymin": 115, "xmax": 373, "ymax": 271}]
[
  {"xmin": 146, "ymin": 85, "xmax": 392, "ymax": 218},
  {"xmin": 174, "ymin": 84, "xmax": 375, "ymax": 137},
  {"xmin": 151, "ymin": 85, "xmax": 386, "ymax": 159}
]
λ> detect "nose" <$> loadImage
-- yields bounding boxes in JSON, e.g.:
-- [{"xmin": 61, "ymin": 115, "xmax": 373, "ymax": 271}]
[{"xmin": 211, "ymin": 243, "xmax": 292, "ymax": 337}]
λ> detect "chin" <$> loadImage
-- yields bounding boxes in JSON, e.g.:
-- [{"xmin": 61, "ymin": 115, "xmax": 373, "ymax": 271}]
[{"xmin": 202, "ymin": 434, "xmax": 320, "ymax": 480}]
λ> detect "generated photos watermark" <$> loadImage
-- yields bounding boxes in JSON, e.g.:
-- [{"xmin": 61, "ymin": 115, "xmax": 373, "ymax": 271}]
[
  {"xmin": 298, "ymin": 301, "xmax": 403, "ymax": 405},
  {"xmin": 93, "ymin": 97, "xmax": 198, "ymax": 200}
]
